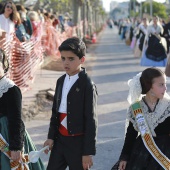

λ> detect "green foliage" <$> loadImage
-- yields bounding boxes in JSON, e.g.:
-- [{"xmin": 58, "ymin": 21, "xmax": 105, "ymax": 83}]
[
  {"xmin": 130, "ymin": 10, "xmax": 138, "ymax": 17},
  {"xmin": 49, "ymin": 0, "xmax": 72, "ymax": 13},
  {"xmin": 142, "ymin": 1, "xmax": 167, "ymax": 19}
]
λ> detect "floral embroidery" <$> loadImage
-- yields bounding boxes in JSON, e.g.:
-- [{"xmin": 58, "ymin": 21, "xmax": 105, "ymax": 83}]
[{"xmin": 127, "ymin": 96, "xmax": 170, "ymax": 137}]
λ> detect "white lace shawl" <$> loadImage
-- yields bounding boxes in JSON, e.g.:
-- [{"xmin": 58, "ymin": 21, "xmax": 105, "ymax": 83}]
[
  {"xmin": 139, "ymin": 24, "xmax": 147, "ymax": 35},
  {"xmin": 0, "ymin": 76, "xmax": 15, "ymax": 98},
  {"xmin": 127, "ymin": 96, "xmax": 170, "ymax": 137}
]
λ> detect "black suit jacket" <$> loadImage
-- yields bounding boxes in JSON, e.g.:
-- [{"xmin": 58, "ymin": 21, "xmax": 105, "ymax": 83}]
[{"xmin": 48, "ymin": 68, "xmax": 98, "ymax": 155}]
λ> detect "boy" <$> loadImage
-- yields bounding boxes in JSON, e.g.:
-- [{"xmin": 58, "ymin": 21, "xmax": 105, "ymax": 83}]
[{"xmin": 44, "ymin": 37, "xmax": 98, "ymax": 170}]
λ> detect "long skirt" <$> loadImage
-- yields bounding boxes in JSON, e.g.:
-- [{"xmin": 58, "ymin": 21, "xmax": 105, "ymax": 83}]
[
  {"xmin": 140, "ymin": 51, "xmax": 167, "ymax": 67},
  {"xmin": 0, "ymin": 116, "xmax": 45, "ymax": 170},
  {"xmin": 145, "ymin": 35, "xmax": 167, "ymax": 61},
  {"xmin": 126, "ymin": 136, "xmax": 170, "ymax": 170}
]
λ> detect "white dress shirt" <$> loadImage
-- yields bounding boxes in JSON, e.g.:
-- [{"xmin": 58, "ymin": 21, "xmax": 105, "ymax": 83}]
[
  {"xmin": 58, "ymin": 73, "xmax": 79, "ymax": 129},
  {"xmin": 58, "ymin": 73, "xmax": 79, "ymax": 113}
]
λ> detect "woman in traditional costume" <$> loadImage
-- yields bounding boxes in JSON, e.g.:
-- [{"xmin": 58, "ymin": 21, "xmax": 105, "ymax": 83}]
[
  {"xmin": 134, "ymin": 18, "xmax": 148, "ymax": 57},
  {"xmin": 112, "ymin": 67, "xmax": 170, "ymax": 170},
  {"xmin": 137, "ymin": 18, "xmax": 148, "ymax": 52},
  {"xmin": 140, "ymin": 16, "xmax": 167, "ymax": 66},
  {"xmin": 0, "ymin": 49, "xmax": 45, "ymax": 170}
]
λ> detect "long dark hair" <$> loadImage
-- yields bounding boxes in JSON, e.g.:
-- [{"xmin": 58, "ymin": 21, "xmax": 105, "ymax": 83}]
[
  {"xmin": 0, "ymin": 1, "xmax": 17, "ymax": 22},
  {"xmin": 140, "ymin": 67, "xmax": 164, "ymax": 94}
]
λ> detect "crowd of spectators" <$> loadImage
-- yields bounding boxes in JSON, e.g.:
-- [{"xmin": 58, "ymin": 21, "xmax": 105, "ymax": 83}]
[{"xmin": 0, "ymin": 1, "xmax": 77, "ymax": 91}]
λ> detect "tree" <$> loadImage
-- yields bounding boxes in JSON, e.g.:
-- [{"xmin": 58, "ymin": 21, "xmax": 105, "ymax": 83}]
[{"xmin": 142, "ymin": 1, "xmax": 167, "ymax": 19}]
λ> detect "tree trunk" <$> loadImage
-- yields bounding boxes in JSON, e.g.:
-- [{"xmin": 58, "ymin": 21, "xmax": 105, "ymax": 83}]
[
  {"xmin": 20, "ymin": 0, "xmax": 23, "ymax": 5},
  {"xmin": 72, "ymin": 0, "xmax": 81, "ymax": 37}
]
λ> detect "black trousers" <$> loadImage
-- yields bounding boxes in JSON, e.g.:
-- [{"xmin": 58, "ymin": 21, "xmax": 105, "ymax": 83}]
[{"xmin": 47, "ymin": 134, "xmax": 84, "ymax": 170}]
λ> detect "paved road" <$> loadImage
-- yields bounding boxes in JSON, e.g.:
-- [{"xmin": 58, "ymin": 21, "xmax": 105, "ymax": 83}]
[{"xmin": 25, "ymin": 26, "xmax": 168, "ymax": 169}]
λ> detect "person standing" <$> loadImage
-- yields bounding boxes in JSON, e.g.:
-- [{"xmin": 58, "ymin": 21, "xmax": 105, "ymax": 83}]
[
  {"xmin": 44, "ymin": 37, "xmax": 98, "ymax": 170},
  {"xmin": 0, "ymin": 48, "xmax": 45, "ymax": 170},
  {"xmin": 0, "ymin": 1, "xmax": 17, "ymax": 41},
  {"xmin": 112, "ymin": 67, "xmax": 170, "ymax": 170},
  {"xmin": 140, "ymin": 16, "xmax": 167, "ymax": 66}
]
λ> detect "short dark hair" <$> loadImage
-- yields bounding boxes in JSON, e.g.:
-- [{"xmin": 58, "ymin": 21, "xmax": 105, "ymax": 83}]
[
  {"xmin": 140, "ymin": 67, "xmax": 165, "ymax": 94},
  {"xmin": 59, "ymin": 37, "xmax": 86, "ymax": 59}
]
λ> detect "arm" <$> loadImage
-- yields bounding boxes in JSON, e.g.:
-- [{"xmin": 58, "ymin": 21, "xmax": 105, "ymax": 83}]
[
  {"xmin": 119, "ymin": 121, "xmax": 138, "ymax": 161},
  {"xmin": 44, "ymin": 83, "xmax": 59, "ymax": 152},
  {"xmin": 6, "ymin": 86, "xmax": 25, "ymax": 151},
  {"xmin": 47, "ymin": 84, "xmax": 59, "ymax": 140},
  {"xmin": 83, "ymin": 81, "xmax": 98, "ymax": 156},
  {"xmin": 26, "ymin": 16, "xmax": 33, "ymax": 36},
  {"xmin": 82, "ymin": 80, "xmax": 98, "ymax": 170}
]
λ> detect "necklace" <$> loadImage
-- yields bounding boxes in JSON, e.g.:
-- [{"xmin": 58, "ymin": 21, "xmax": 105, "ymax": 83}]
[
  {"xmin": 150, "ymin": 102, "xmax": 156, "ymax": 111},
  {"xmin": 144, "ymin": 97, "xmax": 157, "ymax": 111}
]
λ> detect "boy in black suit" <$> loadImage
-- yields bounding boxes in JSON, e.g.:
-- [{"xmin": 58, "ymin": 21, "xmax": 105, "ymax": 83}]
[{"xmin": 44, "ymin": 37, "xmax": 98, "ymax": 170}]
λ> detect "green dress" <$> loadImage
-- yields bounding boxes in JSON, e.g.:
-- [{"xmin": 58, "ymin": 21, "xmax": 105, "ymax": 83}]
[{"xmin": 0, "ymin": 116, "xmax": 45, "ymax": 170}]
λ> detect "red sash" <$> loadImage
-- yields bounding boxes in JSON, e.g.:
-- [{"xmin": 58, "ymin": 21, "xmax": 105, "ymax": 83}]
[{"xmin": 59, "ymin": 113, "xmax": 83, "ymax": 136}]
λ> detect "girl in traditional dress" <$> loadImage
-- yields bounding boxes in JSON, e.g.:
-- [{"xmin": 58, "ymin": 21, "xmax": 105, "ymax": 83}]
[
  {"xmin": 0, "ymin": 49, "xmax": 45, "ymax": 170},
  {"xmin": 137, "ymin": 18, "xmax": 148, "ymax": 52},
  {"xmin": 134, "ymin": 18, "xmax": 148, "ymax": 57},
  {"xmin": 112, "ymin": 67, "xmax": 170, "ymax": 170},
  {"xmin": 140, "ymin": 16, "xmax": 167, "ymax": 66},
  {"xmin": 0, "ymin": 1, "xmax": 17, "ymax": 41}
]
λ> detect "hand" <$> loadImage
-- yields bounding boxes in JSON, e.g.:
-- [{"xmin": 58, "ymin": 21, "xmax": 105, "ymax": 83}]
[
  {"xmin": 82, "ymin": 155, "xmax": 93, "ymax": 170},
  {"xmin": 11, "ymin": 151, "xmax": 22, "ymax": 162},
  {"xmin": 118, "ymin": 160, "xmax": 127, "ymax": 170},
  {"xmin": 43, "ymin": 139, "xmax": 54, "ymax": 154}
]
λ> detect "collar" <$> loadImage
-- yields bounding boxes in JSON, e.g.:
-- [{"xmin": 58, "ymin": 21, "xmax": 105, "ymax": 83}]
[
  {"xmin": 128, "ymin": 94, "xmax": 170, "ymax": 136},
  {"xmin": 60, "ymin": 67, "xmax": 86, "ymax": 81},
  {"xmin": 0, "ymin": 76, "xmax": 15, "ymax": 98}
]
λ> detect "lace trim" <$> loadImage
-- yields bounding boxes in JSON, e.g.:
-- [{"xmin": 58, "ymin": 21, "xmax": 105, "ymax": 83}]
[
  {"xmin": 127, "ymin": 96, "xmax": 170, "ymax": 137},
  {"xmin": 0, "ymin": 76, "xmax": 15, "ymax": 98},
  {"xmin": 139, "ymin": 24, "xmax": 147, "ymax": 35}
]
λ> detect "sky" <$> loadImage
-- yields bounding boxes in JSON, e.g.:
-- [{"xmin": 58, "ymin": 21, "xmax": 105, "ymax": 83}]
[{"xmin": 102, "ymin": 0, "xmax": 167, "ymax": 12}]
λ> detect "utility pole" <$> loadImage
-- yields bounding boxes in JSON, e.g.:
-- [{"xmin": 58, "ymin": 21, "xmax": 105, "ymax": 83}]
[
  {"xmin": 150, "ymin": 0, "xmax": 153, "ymax": 17},
  {"xmin": 82, "ymin": 0, "xmax": 87, "ymax": 39},
  {"xmin": 140, "ymin": 1, "xmax": 142, "ymax": 19},
  {"xmin": 133, "ymin": 0, "xmax": 136, "ymax": 13},
  {"xmin": 129, "ymin": 0, "xmax": 131, "ymax": 17},
  {"xmin": 72, "ymin": 0, "xmax": 83, "ymax": 38},
  {"xmin": 20, "ymin": 0, "xmax": 24, "ymax": 5}
]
